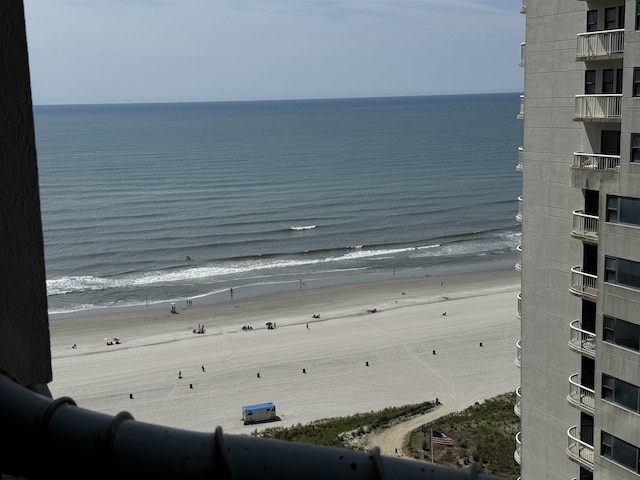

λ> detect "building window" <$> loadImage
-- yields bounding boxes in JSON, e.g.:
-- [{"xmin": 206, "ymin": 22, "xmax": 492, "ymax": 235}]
[
  {"xmin": 637, "ymin": 0, "xmax": 640, "ymax": 29},
  {"xmin": 616, "ymin": 68, "xmax": 623, "ymax": 94},
  {"xmin": 634, "ymin": 68, "xmax": 640, "ymax": 97},
  {"xmin": 605, "ymin": 7, "xmax": 617, "ymax": 29},
  {"xmin": 601, "ymin": 130, "xmax": 620, "ymax": 155},
  {"xmin": 606, "ymin": 196, "xmax": 640, "ymax": 226},
  {"xmin": 605, "ymin": 256, "xmax": 640, "ymax": 289},
  {"xmin": 602, "ymin": 374, "xmax": 640, "ymax": 413},
  {"xmin": 604, "ymin": 315, "xmax": 640, "ymax": 351},
  {"xmin": 588, "ymin": 9, "xmax": 598, "ymax": 31},
  {"xmin": 632, "ymin": 134, "xmax": 640, "ymax": 162},
  {"xmin": 619, "ymin": 6, "xmax": 626, "ymax": 29},
  {"xmin": 601, "ymin": 432, "xmax": 640, "ymax": 473},
  {"xmin": 603, "ymin": 69, "xmax": 615, "ymax": 93},
  {"xmin": 586, "ymin": 70, "xmax": 597, "ymax": 95}
]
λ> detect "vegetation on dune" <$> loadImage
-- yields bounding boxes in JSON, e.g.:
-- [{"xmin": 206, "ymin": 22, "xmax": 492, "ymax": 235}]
[
  {"xmin": 253, "ymin": 392, "xmax": 520, "ymax": 480},
  {"xmin": 252, "ymin": 400, "xmax": 437, "ymax": 448},
  {"xmin": 405, "ymin": 392, "xmax": 520, "ymax": 480}
]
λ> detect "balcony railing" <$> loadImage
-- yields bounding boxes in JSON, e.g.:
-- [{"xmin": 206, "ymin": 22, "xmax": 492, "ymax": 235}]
[
  {"xmin": 516, "ymin": 196, "xmax": 523, "ymax": 222},
  {"xmin": 514, "ymin": 386, "xmax": 521, "ymax": 417},
  {"xmin": 517, "ymin": 95, "xmax": 524, "ymax": 119},
  {"xmin": 519, "ymin": 43, "xmax": 525, "ymax": 67},
  {"xmin": 515, "ymin": 339, "xmax": 521, "ymax": 368},
  {"xmin": 576, "ymin": 29, "xmax": 624, "ymax": 59},
  {"xmin": 568, "ymin": 373, "xmax": 595, "ymax": 414},
  {"xmin": 572, "ymin": 152, "xmax": 620, "ymax": 171},
  {"xmin": 568, "ymin": 319, "xmax": 596, "ymax": 358},
  {"xmin": 567, "ymin": 425, "xmax": 594, "ymax": 470},
  {"xmin": 515, "ymin": 245, "xmax": 522, "ymax": 272},
  {"xmin": 517, "ymin": 292, "xmax": 522, "ymax": 320},
  {"xmin": 574, "ymin": 94, "xmax": 622, "ymax": 121},
  {"xmin": 520, "ymin": 0, "xmax": 526, "ymax": 14},
  {"xmin": 569, "ymin": 266, "xmax": 597, "ymax": 299},
  {"xmin": 517, "ymin": 146, "xmax": 523, "ymax": 172},
  {"xmin": 514, "ymin": 431, "xmax": 522, "ymax": 465},
  {"xmin": 571, "ymin": 210, "xmax": 599, "ymax": 242}
]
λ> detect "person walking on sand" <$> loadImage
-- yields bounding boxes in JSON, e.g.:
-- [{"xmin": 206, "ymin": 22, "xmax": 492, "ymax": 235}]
[
  {"xmin": 230, "ymin": 287, "xmax": 233, "ymax": 299},
  {"xmin": 201, "ymin": 365, "xmax": 206, "ymax": 372}
]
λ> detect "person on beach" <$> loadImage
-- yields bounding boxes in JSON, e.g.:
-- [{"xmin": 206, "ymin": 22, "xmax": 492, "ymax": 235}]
[
  {"xmin": 201, "ymin": 365, "xmax": 206, "ymax": 372},
  {"xmin": 230, "ymin": 288, "xmax": 233, "ymax": 299}
]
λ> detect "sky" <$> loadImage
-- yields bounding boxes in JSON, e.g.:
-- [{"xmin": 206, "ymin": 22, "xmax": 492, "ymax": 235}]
[{"xmin": 23, "ymin": 0, "xmax": 524, "ymax": 105}]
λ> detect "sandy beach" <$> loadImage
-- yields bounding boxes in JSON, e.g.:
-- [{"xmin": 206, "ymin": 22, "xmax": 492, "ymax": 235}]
[{"xmin": 48, "ymin": 269, "xmax": 521, "ymax": 437}]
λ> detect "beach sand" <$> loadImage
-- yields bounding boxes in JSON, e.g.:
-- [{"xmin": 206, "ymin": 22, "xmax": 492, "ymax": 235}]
[{"xmin": 48, "ymin": 269, "xmax": 521, "ymax": 436}]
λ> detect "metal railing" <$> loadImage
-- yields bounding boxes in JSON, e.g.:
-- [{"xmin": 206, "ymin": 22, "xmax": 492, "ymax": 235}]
[
  {"xmin": 514, "ymin": 431, "xmax": 522, "ymax": 465},
  {"xmin": 576, "ymin": 29, "xmax": 624, "ymax": 59},
  {"xmin": 568, "ymin": 373, "xmax": 595, "ymax": 414},
  {"xmin": 519, "ymin": 43, "xmax": 525, "ymax": 67},
  {"xmin": 516, "ymin": 292, "xmax": 521, "ymax": 320},
  {"xmin": 572, "ymin": 210, "xmax": 599, "ymax": 241},
  {"xmin": 514, "ymin": 386, "xmax": 521, "ymax": 418},
  {"xmin": 517, "ymin": 146, "xmax": 523, "ymax": 172},
  {"xmin": 568, "ymin": 319, "xmax": 596, "ymax": 358},
  {"xmin": 567, "ymin": 425, "xmax": 594, "ymax": 470},
  {"xmin": 0, "ymin": 374, "xmax": 506, "ymax": 480},
  {"xmin": 572, "ymin": 152, "xmax": 620, "ymax": 171},
  {"xmin": 515, "ymin": 339, "xmax": 522, "ymax": 368},
  {"xmin": 569, "ymin": 266, "xmax": 597, "ymax": 299},
  {"xmin": 574, "ymin": 94, "xmax": 622, "ymax": 121},
  {"xmin": 515, "ymin": 245, "xmax": 522, "ymax": 272},
  {"xmin": 517, "ymin": 95, "xmax": 524, "ymax": 119},
  {"xmin": 516, "ymin": 196, "xmax": 523, "ymax": 223}
]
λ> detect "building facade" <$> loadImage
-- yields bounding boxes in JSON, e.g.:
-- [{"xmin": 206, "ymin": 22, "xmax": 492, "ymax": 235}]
[{"xmin": 517, "ymin": 1, "xmax": 640, "ymax": 479}]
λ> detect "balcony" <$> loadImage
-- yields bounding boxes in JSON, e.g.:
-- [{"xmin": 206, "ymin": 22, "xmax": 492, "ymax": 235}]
[
  {"xmin": 576, "ymin": 29, "xmax": 624, "ymax": 60},
  {"xmin": 514, "ymin": 386, "xmax": 521, "ymax": 417},
  {"xmin": 515, "ymin": 245, "xmax": 522, "ymax": 272},
  {"xmin": 571, "ymin": 210, "xmax": 599, "ymax": 243},
  {"xmin": 572, "ymin": 152, "xmax": 620, "ymax": 171},
  {"xmin": 567, "ymin": 426, "xmax": 594, "ymax": 470},
  {"xmin": 514, "ymin": 431, "xmax": 522, "ymax": 465},
  {"xmin": 516, "ymin": 146, "xmax": 523, "ymax": 172},
  {"xmin": 516, "ymin": 196, "xmax": 523, "ymax": 222},
  {"xmin": 520, "ymin": 0, "xmax": 525, "ymax": 14},
  {"xmin": 569, "ymin": 266, "xmax": 597, "ymax": 299},
  {"xmin": 515, "ymin": 339, "xmax": 521, "ymax": 368},
  {"xmin": 568, "ymin": 320, "xmax": 596, "ymax": 358},
  {"xmin": 516, "ymin": 292, "xmax": 522, "ymax": 320},
  {"xmin": 574, "ymin": 94, "xmax": 622, "ymax": 122},
  {"xmin": 517, "ymin": 95, "xmax": 524, "ymax": 120},
  {"xmin": 568, "ymin": 373, "xmax": 595, "ymax": 414},
  {"xmin": 519, "ymin": 42, "xmax": 525, "ymax": 67}
]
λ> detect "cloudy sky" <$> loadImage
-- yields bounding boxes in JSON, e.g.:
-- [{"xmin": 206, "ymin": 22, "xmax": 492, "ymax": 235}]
[{"xmin": 24, "ymin": 0, "xmax": 524, "ymax": 105}]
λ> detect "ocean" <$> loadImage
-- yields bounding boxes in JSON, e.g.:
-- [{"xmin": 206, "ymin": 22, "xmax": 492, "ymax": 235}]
[{"xmin": 34, "ymin": 93, "xmax": 522, "ymax": 315}]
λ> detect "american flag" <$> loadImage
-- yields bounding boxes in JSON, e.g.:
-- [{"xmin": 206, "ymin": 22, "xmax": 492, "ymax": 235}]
[{"xmin": 432, "ymin": 430, "xmax": 454, "ymax": 446}]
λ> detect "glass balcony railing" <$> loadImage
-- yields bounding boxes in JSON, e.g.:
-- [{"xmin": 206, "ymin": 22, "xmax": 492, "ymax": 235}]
[
  {"xmin": 515, "ymin": 245, "xmax": 522, "ymax": 272},
  {"xmin": 515, "ymin": 339, "xmax": 521, "ymax": 368},
  {"xmin": 514, "ymin": 431, "xmax": 522, "ymax": 465},
  {"xmin": 514, "ymin": 386, "xmax": 522, "ymax": 417}
]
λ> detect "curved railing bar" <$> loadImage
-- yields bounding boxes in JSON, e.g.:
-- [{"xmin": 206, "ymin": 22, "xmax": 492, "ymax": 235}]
[{"xmin": 0, "ymin": 374, "xmax": 504, "ymax": 480}]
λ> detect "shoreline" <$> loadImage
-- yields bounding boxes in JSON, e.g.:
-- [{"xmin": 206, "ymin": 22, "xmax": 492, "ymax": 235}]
[{"xmin": 48, "ymin": 267, "xmax": 521, "ymax": 436}]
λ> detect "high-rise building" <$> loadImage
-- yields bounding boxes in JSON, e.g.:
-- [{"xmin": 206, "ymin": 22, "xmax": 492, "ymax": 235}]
[{"xmin": 517, "ymin": 1, "xmax": 640, "ymax": 479}]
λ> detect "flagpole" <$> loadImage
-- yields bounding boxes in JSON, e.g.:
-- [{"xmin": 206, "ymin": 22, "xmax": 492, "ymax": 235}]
[{"xmin": 431, "ymin": 429, "xmax": 434, "ymax": 463}]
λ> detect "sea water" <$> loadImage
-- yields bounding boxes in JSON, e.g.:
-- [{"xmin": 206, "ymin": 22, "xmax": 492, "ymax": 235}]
[{"xmin": 34, "ymin": 93, "xmax": 522, "ymax": 314}]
